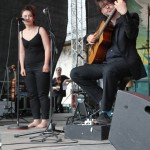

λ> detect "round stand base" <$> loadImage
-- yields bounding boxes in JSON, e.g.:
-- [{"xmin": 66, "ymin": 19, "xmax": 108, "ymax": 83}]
[{"xmin": 7, "ymin": 124, "xmax": 28, "ymax": 130}]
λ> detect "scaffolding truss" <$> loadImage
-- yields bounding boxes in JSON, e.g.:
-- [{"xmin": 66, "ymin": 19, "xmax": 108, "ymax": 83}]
[{"xmin": 71, "ymin": 0, "xmax": 86, "ymax": 68}]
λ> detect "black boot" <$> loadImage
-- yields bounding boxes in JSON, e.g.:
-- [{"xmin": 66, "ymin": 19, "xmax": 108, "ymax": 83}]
[{"xmin": 96, "ymin": 112, "xmax": 111, "ymax": 125}]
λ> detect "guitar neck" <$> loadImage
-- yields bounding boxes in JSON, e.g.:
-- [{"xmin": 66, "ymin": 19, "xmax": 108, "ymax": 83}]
[{"xmin": 96, "ymin": 8, "xmax": 116, "ymax": 39}]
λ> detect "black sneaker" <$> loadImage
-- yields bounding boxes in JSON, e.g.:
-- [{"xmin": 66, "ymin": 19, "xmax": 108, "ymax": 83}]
[{"xmin": 96, "ymin": 112, "xmax": 111, "ymax": 125}]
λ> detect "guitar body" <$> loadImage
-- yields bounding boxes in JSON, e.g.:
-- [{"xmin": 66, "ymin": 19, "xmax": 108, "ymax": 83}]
[{"xmin": 88, "ymin": 21, "xmax": 113, "ymax": 64}]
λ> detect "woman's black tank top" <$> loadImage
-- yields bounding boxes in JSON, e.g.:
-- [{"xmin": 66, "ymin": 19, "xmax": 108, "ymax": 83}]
[{"xmin": 22, "ymin": 27, "xmax": 45, "ymax": 67}]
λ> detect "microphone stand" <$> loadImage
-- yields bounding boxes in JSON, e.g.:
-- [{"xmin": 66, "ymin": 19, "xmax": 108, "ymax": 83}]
[
  {"xmin": 42, "ymin": 7, "xmax": 62, "ymax": 133},
  {"xmin": 8, "ymin": 19, "xmax": 28, "ymax": 130}
]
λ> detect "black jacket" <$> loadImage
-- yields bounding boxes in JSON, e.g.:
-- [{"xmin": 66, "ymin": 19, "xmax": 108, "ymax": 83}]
[
  {"xmin": 84, "ymin": 11, "xmax": 147, "ymax": 80},
  {"xmin": 116, "ymin": 12, "xmax": 147, "ymax": 80}
]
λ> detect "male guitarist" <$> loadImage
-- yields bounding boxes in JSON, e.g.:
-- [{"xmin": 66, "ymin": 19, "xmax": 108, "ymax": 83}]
[{"xmin": 70, "ymin": 0, "xmax": 147, "ymax": 124}]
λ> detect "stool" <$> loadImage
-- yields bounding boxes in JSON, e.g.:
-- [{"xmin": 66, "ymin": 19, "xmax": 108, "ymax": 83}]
[
  {"xmin": 118, "ymin": 77, "xmax": 133, "ymax": 91},
  {"xmin": 98, "ymin": 76, "xmax": 133, "ymax": 91},
  {"xmin": 125, "ymin": 80, "xmax": 133, "ymax": 91}
]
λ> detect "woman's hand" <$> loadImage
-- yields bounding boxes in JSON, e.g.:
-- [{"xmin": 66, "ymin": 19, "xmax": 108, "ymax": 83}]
[
  {"xmin": 20, "ymin": 68, "xmax": 26, "ymax": 76},
  {"xmin": 43, "ymin": 64, "xmax": 50, "ymax": 72}
]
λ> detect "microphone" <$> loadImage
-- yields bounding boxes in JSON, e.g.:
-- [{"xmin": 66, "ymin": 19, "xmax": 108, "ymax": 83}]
[
  {"xmin": 16, "ymin": 17, "xmax": 26, "ymax": 22},
  {"xmin": 43, "ymin": 8, "xmax": 49, "ymax": 14}
]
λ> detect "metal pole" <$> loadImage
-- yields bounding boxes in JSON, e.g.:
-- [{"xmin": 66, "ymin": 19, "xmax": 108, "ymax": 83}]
[{"xmin": 147, "ymin": 4, "xmax": 150, "ymax": 96}]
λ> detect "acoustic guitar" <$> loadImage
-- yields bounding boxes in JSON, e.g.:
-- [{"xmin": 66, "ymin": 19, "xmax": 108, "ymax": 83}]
[{"xmin": 88, "ymin": 8, "xmax": 116, "ymax": 64}]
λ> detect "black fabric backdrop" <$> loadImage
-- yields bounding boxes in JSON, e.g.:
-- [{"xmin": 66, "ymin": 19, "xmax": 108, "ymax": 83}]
[
  {"xmin": 86, "ymin": 0, "xmax": 106, "ymax": 34},
  {"xmin": 0, "ymin": 0, "xmax": 106, "ymax": 97},
  {"xmin": 0, "ymin": 0, "xmax": 68, "ymax": 83}
]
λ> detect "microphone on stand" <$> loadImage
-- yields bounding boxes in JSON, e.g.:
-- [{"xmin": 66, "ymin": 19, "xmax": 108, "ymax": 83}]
[
  {"xmin": 43, "ymin": 7, "xmax": 58, "ymax": 55},
  {"xmin": 16, "ymin": 17, "xmax": 26, "ymax": 22}
]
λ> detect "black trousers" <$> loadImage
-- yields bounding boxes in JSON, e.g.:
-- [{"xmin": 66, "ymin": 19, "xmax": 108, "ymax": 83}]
[
  {"xmin": 25, "ymin": 64, "xmax": 50, "ymax": 119},
  {"xmin": 53, "ymin": 95, "xmax": 64, "ymax": 113},
  {"xmin": 70, "ymin": 59, "xmax": 131, "ymax": 112}
]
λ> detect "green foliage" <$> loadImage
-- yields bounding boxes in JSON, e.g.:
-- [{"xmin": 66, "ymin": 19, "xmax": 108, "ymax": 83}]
[
  {"xmin": 127, "ymin": 0, "xmax": 141, "ymax": 13},
  {"xmin": 127, "ymin": 0, "xmax": 147, "ymax": 48}
]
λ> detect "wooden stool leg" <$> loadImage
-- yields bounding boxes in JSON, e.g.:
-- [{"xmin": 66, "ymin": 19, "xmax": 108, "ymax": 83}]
[{"xmin": 125, "ymin": 80, "xmax": 133, "ymax": 91}]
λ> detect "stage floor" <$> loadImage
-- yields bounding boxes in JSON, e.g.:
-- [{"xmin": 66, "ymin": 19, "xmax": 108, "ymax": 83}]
[{"xmin": 0, "ymin": 113, "xmax": 116, "ymax": 150}]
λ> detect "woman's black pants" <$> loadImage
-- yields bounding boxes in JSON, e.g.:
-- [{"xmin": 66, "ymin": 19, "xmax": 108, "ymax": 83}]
[{"xmin": 25, "ymin": 64, "xmax": 50, "ymax": 119}]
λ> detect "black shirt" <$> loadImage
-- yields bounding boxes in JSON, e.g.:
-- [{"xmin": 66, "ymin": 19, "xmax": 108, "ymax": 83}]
[
  {"xmin": 105, "ymin": 18, "xmax": 123, "ymax": 62},
  {"xmin": 52, "ymin": 75, "xmax": 69, "ymax": 97}
]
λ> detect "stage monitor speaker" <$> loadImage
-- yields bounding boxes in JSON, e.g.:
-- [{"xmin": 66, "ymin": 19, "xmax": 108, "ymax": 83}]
[{"xmin": 109, "ymin": 90, "xmax": 150, "ymax": 150}]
